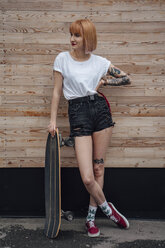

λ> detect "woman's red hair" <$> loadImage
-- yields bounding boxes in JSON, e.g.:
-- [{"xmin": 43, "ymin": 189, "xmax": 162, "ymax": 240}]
[{"xmin": 69, "ymin": 19, "xmax": 97, "ymax": 53}]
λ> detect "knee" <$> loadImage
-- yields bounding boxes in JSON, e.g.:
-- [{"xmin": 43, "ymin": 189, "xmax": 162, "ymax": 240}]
[
  {"xmin": 94, "ymin": 164, "xmax": 104, "ymax": 178},
  {"xmin": 93, "ymin": 159, "xmax": 104, "ymax": 178},
  {"xmin": 83, "ymin": 176, "xmax": 95, "ymax": 188}
]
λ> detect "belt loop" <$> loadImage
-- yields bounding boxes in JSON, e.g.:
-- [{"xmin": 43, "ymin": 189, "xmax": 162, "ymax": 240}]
[{"xmin": 89, "ymin": 95, "xmax": 95, "ymax": 101}]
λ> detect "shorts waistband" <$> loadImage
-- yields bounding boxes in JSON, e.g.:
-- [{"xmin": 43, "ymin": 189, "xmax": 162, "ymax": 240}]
[{"xmin": 68, "ymin": 94, "xmax": 99, "ymax": 105}]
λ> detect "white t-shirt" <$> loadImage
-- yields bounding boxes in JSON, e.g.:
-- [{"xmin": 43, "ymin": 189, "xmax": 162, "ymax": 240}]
[{"xmin": 53, "ymin": 51, "xmax": 111, "ymax": 100}]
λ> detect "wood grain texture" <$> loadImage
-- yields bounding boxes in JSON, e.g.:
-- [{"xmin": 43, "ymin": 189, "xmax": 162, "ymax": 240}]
[
  {"xmin": 0, "ymin": 0, "xmax": 165, "ymax": 168},
  {"xmin": 1, "ymin": 0, "xmax": 165, "ymax": 11}
]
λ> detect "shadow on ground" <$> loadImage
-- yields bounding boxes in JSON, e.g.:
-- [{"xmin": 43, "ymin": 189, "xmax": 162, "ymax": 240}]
[
  {"xmin": 0, "ymin": 225, "xmax": 109, "ymax": 248},
  {"xmin": 116, "ymin": 240, "xmax": 165, "ymax": 248},
  {"xmin": 0, "ymin": 223, "xmax": 165, "ymax": 248}
]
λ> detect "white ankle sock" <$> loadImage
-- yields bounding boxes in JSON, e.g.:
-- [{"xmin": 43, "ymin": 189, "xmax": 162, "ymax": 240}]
[
  {"xmin": 99, "ymin": 201, "xmax": 112, "ymax": 217},
  {"xmin": 86, "ymin": 205, "xmax": 97, "ymax": 222}
]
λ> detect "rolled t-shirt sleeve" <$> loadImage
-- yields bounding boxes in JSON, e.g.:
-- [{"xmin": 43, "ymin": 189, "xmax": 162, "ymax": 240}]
[
  {"xmin": 102, "ymin": 57, "xmax": 111, "ymax": 77},
  {"xmin": 53, "ymin": 53, "xmax": 63, "ymax": 74}
]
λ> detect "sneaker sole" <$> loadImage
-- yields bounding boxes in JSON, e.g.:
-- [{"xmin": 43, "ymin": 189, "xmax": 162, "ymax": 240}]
[
  {"xmin": 88, "ymin": 230, "xmax": 100, "ymax": 238},
  {"xmin": 109, "ymin": 202, "xmax": 129, "ymax": 229}
]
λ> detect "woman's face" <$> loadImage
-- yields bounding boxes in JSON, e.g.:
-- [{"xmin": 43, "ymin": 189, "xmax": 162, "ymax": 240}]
[{"xmin": 70, "ymin": 32, "xmax": 84, "ymax": 51}]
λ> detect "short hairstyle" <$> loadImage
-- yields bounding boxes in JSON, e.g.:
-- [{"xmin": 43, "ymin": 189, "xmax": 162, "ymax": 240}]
[{"xmin": 69, "ymin": 19, "xmax": 97, "ymax": 53}]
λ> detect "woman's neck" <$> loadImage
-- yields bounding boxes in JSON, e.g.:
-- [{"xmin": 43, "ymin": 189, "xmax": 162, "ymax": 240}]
[{"xmin": 70, "ymin": 49, "xmax": 91, "ymax": 61}]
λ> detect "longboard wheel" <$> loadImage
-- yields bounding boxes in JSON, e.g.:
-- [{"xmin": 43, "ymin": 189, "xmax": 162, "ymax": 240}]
[
  {"xmin": 64, "ymin": 137, "xmax": 75, "ymax": 147},
  {"xmin": 64, "ymin": 211, "xmax": 74, "ymax": 221},
  {"xmin": 62, "ymin": 210, "xmax": 74, "ymax": 221}
]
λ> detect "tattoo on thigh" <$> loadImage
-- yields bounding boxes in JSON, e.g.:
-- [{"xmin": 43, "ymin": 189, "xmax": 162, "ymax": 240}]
[{"xmin": 94, "ymin": 158, "xmax": 104, "ymax": 164}]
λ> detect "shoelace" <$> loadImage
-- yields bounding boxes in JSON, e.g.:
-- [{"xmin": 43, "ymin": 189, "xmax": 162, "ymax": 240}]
[
  {"xmin": 110, "ymin": 215, "xmax": 119, "ymax": 223},
  {"xmin": 88, "ymin": 221, "xmax": 95, "ymax": 228}
]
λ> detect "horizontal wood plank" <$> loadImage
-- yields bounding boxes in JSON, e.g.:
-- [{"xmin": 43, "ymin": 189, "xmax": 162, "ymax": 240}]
[
  {"xmin": 1, "ymin": 99, "xmax": 165, "ymax": 117},
  {"xmin": 95, "ymin": 22, "xmax": 165, "ymax": 33},
  {"xmin": 3, "ymin": 135, "xmax": 165, "ymax": 148},
  {"xmin": 3, "ymin": 22, "xmax": 165, "ymax": 34},
  {"xmin": 2, "ymin": 95, "xmax": 165, "ymax": 107},
  {"xmin": 0, "ymin": 116, "xmax": 164, "ymax": 127},
  {"xmin": 2, "ymin": 54, "xmax": 165, "ymax": 65},
  {"xmin": 2, "ymin": 42, "xmax": 165, "ymax": 55},
  {"xmin": 1, "ymin": 64, "xmax": 165, "ymax": 79},
  {"xmin": 3, "ymin": 146, "xmax": 165, "ymax": 159},
  {"xmin": 2, "ymin": 157, "xmax": 164, "ymax": 168},
  {"xmin": 2, "ymin": 149, "xmax": 165, "ymax": 168},
  {"xmin": 0, "ymin": 117, "xmax": 165, "ymax": 138},
  {"xmin": 91, "ymin": 10, "xmax": 165, "ymax": 22},
  {"xmin": 3, "ymin": 32, "xmax": 165, "ymax": 44},
  {"xmin": 3, "ymin": 10, "xmax": 165, "ymax": 23},
  {"xmin": 1, "ymin": 0, "xmax": 165, "ymax": 11},
  {"xmin": 1, "ymin": 74, "xmax": 165, "ymax": 87}
]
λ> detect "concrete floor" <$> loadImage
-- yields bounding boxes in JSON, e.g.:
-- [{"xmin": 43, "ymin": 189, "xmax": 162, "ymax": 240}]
[{"xmin": 0, "ymin": 218, "xmax": 165, "ymax": 248}]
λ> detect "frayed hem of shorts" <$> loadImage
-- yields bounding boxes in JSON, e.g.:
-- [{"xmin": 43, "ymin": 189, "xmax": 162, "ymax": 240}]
[
  {"xmin": 93, "ymin": 123, "xmax": 115, "ymax": 133},
  {"xmin": 70, "ymin": 133, "xmax": 92, "ymax": 138},
  {"xmin": 70, "ymin": 122, "xmax": 115, "ymax": 137}
]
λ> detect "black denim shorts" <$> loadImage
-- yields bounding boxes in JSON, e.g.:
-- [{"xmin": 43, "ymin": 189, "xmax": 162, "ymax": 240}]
[{"xmin": 68, "ymin": 94, "xmax": 115, "ymax": 137}]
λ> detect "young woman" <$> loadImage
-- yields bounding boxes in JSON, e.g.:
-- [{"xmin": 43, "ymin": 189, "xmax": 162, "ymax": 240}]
[{"xmin": 48, "ymin": 19, "xmax": 131, "ymax": 238}]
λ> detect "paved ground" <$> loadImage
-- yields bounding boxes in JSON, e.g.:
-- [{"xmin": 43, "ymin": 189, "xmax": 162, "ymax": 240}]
[{"xmin": 0, "ymin": 218, "xmax": 165, "ymax": 248}]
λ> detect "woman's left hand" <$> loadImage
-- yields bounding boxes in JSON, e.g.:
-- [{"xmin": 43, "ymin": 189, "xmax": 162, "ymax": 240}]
[{"xmin": 95, "ymin": 77, "xmax": 106, "ymax": 91}]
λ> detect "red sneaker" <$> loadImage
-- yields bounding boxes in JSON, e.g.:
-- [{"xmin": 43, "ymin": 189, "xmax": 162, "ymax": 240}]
[
  {"xmin": 86, "ymin": 221, "xmax": 100, "ymax": 237},
  {"xmin": 108, "ymin": 202, "xmax": 129, "ymax": 229}
]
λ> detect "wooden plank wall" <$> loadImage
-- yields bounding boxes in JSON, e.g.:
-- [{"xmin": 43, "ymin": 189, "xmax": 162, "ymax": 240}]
[{"xmin": 0, "ymin": 0, "xmax": 165, "ymax": 168}]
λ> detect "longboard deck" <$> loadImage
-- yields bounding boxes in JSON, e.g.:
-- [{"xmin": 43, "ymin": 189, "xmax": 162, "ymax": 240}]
[{"xmin": 44, "ymin": 130, "xmax": 61, "ymax": 238}]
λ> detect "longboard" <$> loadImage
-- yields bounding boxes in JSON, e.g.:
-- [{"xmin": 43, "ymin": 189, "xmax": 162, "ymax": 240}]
[{"xmin": 44, "ymin": 129, "xmax": 74, "ymax": 238}]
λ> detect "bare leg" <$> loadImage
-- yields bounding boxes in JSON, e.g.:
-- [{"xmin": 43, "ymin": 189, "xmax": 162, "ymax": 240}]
[
  {"xmin": 75, "ymin": 131, "xmax": 129, "ymax": 230},
  {"xmin": 74, "ymin": 136, "xmax": 106, "ymax": 205},
  {"xmin": 90, "ymin": 127, "xmax": 113, "ymax": 207}
]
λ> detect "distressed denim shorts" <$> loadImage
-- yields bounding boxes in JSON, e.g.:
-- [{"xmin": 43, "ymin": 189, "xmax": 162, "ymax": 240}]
[{"xmin": 68, "ymin": 94, "xmax": 115, "ymax": 137}]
